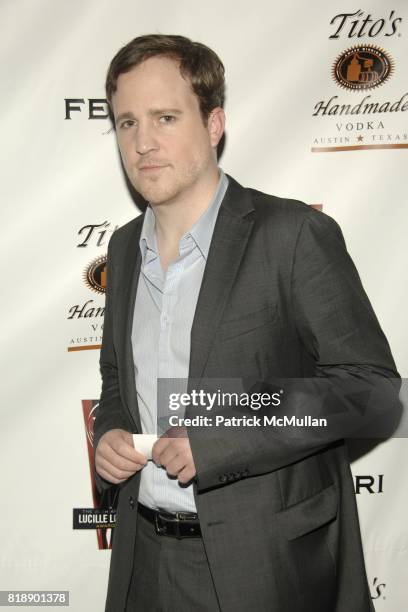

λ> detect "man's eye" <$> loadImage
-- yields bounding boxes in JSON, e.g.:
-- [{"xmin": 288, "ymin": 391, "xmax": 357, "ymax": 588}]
[
  {"xmin": 159, "ymin": 115, "xmax": 175, "ymax": 124},
  {"xmin": 118, "ymin": 120, "xmax": 135, "ymax": 129}
]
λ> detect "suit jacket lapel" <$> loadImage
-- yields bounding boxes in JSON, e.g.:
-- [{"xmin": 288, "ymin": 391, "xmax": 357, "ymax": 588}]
[
  {"xmin": 118, "ymin": 217, "xmax": 144, "ymax": 433},
  {"xmin": 189, "ymin": 176, "xmax": 255, "ymax": 381}
]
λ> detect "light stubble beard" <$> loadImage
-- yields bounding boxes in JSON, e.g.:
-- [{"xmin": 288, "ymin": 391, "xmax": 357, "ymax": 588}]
[{"xmin": 130, "ymin": 154, "xmax": 214, "ymax": 207}]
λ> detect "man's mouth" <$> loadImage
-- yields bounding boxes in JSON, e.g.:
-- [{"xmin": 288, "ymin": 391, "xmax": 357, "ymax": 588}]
[{"xmin": 138, "ymin": 164, "xmax": 168, "ymax": 172}]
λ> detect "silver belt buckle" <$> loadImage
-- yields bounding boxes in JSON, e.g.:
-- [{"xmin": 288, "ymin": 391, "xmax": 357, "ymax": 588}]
[
  {"xmin": 154, "ymin": 512, "xmax": 168, "ymax": 536},
  {"xmin": 154, "ymin": 511, "xmax": 182, "ymax": 538}
]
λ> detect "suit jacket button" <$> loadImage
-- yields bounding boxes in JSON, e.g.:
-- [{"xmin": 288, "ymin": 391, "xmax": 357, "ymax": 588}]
[
  {"xmin": 219, "ymin": 475, "xmax": 228, "ymax": 483},
  {"xmin": 129, "ymin": 496, "xmax": 135, "ymax": 509}
]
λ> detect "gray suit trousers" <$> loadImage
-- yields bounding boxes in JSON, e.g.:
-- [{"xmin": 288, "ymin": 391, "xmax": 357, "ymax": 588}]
[{"xmin": 125, "ymin": 512, "xmax": 221, "ymax": 611}]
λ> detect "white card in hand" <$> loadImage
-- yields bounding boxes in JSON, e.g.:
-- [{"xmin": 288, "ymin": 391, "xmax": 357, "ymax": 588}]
[{"xmin": 133, "ymin": 434, "xmax": 158, "ymax": 460}]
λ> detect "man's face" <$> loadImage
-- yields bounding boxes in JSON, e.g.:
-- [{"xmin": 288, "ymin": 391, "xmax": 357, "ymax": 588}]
[{"xmin": 111, "ymin": 56, "xmax": 224, "ymax": 206}]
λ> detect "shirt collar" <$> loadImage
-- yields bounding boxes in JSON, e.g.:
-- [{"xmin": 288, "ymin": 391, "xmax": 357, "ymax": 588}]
[
  {"xmin": 187, "ymin": 169, "xmax": 228, "ymax": 259},
  {"xmin": 139, "ymin": 168, "xmax": 229, "ymax": 263},
  {"xmin": 139, "ymin": 201, "xmax": 158, "ymax": 265}
]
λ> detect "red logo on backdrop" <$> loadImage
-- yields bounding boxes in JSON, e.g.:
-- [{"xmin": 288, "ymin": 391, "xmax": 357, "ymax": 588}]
[
  {"xmin": 72, "ymin": 400, "xmax": 119, "ymax": 549},
  {"xmin": 84, "ymin": 401, "xmax": 97, "ymax": 448}
]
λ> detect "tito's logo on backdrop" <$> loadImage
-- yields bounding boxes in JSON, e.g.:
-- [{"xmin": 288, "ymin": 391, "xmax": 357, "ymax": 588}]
[
  {"xmin": 311, "ymin": 10, "xmax": 406, "ymax": 152},
  {"xmin": 83, "ymin": 255, "xmax": 108, "ymax": 295},
  {"xmin": 67, "ymin": 222, "xmax": 116, "ymax": 352},
  {"xmin": 329, "ymin": 10, "xmax": 402, "ymax": 39},
  {"xmin": 332, "ymin": 45, "xmax": 393, "ymax": 91}
]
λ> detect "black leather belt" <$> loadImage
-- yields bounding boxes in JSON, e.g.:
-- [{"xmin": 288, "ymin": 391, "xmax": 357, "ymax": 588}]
[{"xmin": 138, "ymin": 503, "xmax": 202, "ymax": 539}]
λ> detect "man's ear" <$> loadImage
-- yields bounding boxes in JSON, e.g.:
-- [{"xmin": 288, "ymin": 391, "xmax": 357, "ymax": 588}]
[{"xmin": 208, "ymin": 107, "xmax": 225, "ymax": 148}]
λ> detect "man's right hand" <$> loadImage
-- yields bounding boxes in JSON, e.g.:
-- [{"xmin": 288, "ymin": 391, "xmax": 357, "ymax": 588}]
[{"xmin": 95, "ymin": 429, "xmax": 148, "ymax": 484}]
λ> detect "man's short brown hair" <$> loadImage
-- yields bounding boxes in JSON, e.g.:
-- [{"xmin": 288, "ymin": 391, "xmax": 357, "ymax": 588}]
[{"xmin": 105, "ymin": 34, "xmax": 225, "ymax": 120}]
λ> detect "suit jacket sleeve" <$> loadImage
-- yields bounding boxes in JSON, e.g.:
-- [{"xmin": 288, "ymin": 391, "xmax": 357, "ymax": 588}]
[
  {"xmin": 93, "ymin": 233, "xmax": 134, "ymax": 492},
  {"xmin": 188, "ymin": 208, "xmax": 400, "ymax": 491}
]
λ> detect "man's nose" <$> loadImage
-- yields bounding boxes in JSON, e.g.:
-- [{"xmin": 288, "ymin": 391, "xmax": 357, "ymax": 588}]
[{"xmin": 135, "ymin": 123, "xmax": 159, "ymax": 155}]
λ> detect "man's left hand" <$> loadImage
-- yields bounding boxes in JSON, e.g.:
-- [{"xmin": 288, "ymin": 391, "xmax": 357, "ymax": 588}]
[{"xmin": 152, "ymin": 427, "xmax": 196, "ymax": 484}]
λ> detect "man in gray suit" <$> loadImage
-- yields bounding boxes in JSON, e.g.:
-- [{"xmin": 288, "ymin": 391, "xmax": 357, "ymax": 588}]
[{"xmin": 94, "ymin": 34, "xmax": 398, "ymax": 611}]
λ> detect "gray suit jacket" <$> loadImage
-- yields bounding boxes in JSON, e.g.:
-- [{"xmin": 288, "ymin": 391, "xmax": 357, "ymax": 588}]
[{"xmin": 94, "ymin": 175, "xmax": 399, "ymax": 611}]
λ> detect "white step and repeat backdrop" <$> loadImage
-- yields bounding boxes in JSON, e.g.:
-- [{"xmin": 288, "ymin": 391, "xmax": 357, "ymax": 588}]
[{"xmin": 1, "ymin": 0, "xmax": 407, "ymax": 610}]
